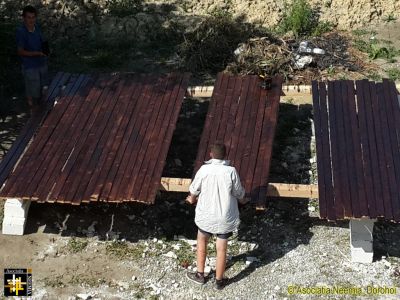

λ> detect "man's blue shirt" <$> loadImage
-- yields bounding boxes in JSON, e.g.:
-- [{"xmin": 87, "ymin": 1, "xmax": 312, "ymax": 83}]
[{"xmin": 16, "ymin": 23, "xmax": 47, "ymax": 70}]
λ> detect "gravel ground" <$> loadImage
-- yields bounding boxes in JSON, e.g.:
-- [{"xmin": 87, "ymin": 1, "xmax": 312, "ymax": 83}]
[{"xmin": 0, "ymin": 197, "xmax": 399, "ymax": 300}]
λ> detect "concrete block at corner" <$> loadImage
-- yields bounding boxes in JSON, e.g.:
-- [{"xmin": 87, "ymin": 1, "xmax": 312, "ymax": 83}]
[
  {"xmin": 349, "ymin": 219, "xmax": 375, "ymax": 234},
  {"xmin": 351, "ymin": 249, "xmax": 373, "ymax": 263},
  {"xmin": 351, "ymin": 239, "xmax": 373, "ymax": 252},
  {"xmin": 4, "ymin": 198, "xmax": 25, "ymax": 206},
  {"xmin": 4, "ymin": 202, "xmax": 30, "ymax": 218},
  {"xmin": 2, "ymin": 217, "xmax": 26, "ymax": 235}
]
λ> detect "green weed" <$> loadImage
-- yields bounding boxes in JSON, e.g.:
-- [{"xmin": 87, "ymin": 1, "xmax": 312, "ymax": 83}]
[
  {"xmin": 354, "ymin": 39, "xmax": 400, "ymax": 61},
  {"xmin": 279, "ymin": 0, "xmax": 331, "ymax": 37},
  {"xmin": 106, "ymin": 241, "xmax": 145, "ymax": 260},
  {"xmin": 387, "ymin": 68, "xmax": 400, "ymax": 81},
  {"xmin": 367, "ymin": 71, "xmax": 382, "ymax": 81},
  {"xmin": 67, "ymin": 237, "xmax": 88, "ymax": 253}
]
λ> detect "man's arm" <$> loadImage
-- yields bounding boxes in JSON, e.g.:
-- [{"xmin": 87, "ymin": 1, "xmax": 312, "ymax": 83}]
[
  {"xmin": 231, "ymin": 168, "xmax": 246, "ymax": 200},
  {"xmin": 186, "ymin": 168, "xmax": 203, "ymax": 205},
  {"xmin": 17, "ymin": 47, "xmax": 45, "ymax": 57}
]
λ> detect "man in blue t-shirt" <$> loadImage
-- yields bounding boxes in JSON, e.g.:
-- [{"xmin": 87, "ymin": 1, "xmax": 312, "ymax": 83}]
[{"xmin": 16, "ymin": 5, "xmax": 48, "ymax": 109}]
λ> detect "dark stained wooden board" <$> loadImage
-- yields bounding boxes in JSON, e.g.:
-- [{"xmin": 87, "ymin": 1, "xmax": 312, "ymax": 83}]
[
  {"xmin": 193, "ymin": 73, "xmax": 283, "ymax": 207},
  {"xmin": 312, "ymin": 79, "xmax": 400, "ymax": 221},
  {"xmin": 0, "ymin": 73, "xmax": 190, "ymax": 204}
]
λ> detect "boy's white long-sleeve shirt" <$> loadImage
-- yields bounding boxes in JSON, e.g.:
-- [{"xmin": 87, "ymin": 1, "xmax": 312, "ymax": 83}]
[{"xmin": 189, "ymin": 159, "xmax": 245, "ymax": 234}]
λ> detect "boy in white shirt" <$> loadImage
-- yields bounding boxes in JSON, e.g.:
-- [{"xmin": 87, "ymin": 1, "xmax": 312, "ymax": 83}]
[{"xmin": 186, "ymin": 143, "xmax": 246, "ymax": 290}]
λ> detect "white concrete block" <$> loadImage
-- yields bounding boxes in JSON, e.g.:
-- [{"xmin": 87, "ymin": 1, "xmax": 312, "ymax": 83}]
[
  {"xmin": 1, "ymin": 199, "xmax": 31, "ymax": 235},
  {"xmin": 350, "ymin": 219, "xmax": 376, "ymax": 264},
  {"xmin": 4, "ymin": 198, "xmax": 25, "ymax": 206},
  {"xmin": 4, "ymin": 201, "xmax": 31, "ymax": 218},
  {"xmin": 2, "ymin": 216, "xmax": 26, "ymax": 235}
]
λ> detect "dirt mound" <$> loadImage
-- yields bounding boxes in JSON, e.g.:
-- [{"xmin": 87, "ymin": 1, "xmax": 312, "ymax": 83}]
[{"xmin": 179, "ymin": 0, "xmax": 400, "ymax": 30}]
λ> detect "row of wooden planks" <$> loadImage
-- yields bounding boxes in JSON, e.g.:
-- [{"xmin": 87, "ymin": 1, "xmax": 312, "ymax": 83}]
[
  {"xmin": 312, "ymin": 79, "xmax": 400, "ymax": 221},
  {"xmin": 194, "ymin": 73, "xmax": 283, "ymax": 208},
  {"xmin": 0, "ymin": 72, "xmax": 190, "ymax": 204}
]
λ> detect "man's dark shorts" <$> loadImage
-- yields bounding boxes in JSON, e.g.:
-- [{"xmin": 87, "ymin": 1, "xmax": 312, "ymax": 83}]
[
  {"xmin": 198, "ymin": 227, "xmax": 233, "ymax": 240},
  {"xmin": 22, "ymin": 64, "xmax": 48, "ymax": 100}
]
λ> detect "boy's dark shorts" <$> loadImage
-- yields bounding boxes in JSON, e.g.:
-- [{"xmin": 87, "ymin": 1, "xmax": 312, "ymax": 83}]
[{"xmin": 198, "ymin": 227, "xmax": 233, "ymax": 240}]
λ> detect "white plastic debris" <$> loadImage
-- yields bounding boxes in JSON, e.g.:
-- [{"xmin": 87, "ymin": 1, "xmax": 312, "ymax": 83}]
[
  {"xmin": 245, "ymin": 256, "xmax": 260, "ymax": 265},
  {"xmin": 163, "ymin": 251, "xmax": 177, "ymax": 259},
  {"xmin": 294, "ymin": 55, "xmax": 313, "ymax": 69}
]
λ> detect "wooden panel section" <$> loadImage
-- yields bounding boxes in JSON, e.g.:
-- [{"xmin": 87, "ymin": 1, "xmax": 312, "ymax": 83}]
[
  {"xmin": 0, "ymin": 72, "xmax": 70, "ymax": 187},
  {"xmin": 0, "ymin": 73, "xmax": 190, "ymax": 204},
  {"xmin": 193, "ymin": 73, "xmax": 283, "ymax": 206},
  {"xmin": 312, "ymin": 79, "xmax": 400, "ymax": 221}
]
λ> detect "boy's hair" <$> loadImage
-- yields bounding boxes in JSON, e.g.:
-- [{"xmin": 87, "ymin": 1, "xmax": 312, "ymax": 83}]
[
  {"xmin": 22, "ymin": 5, "xmax": 37, "ymax": 17},
  {"xmin": 211, "ymin": 143, "xmax": 226, "ymax": 159}
]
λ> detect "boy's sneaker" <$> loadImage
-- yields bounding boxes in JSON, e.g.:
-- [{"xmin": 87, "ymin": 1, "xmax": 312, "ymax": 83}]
[
  {"xmin": 186, "ymin": 271, "xmax": 205, "ymax": 285},
  {"xmin": 215, "ymin": 278, "xmax": 228, "ymax": 290}
]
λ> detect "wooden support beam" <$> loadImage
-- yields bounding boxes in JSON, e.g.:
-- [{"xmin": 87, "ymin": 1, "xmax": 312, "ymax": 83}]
[
  {"xmin": 160, "ymin": 177, "xmax": 319, "ymax": 198},
  {"xmin": 186, "ymin": 83, "xmax": 400, "ymax": 99}
]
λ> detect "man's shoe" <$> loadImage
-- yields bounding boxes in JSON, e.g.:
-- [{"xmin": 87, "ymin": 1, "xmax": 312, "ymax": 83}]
[
  {"xmin": 215, "ymin": 278, "xmax": 228, "ymax": 290},
  {"xmin": 186, "ymin": 271, "xmax": 205, "ymax": 285}
]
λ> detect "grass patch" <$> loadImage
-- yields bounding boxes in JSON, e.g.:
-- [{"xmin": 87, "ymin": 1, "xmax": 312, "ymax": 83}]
[
  {"xmin": 42, "ymin": 275, "xmax": 66, "ymax": 288},
  {"xmin": 367, "ymin": 71, "xmax": 382, "ymax": 81},
  {"xmin": 67, "ymin": 237, "xmax": 88, "ymax": 253},
  {"xmin": 353, "ymin": 38, "xmax": 400, "ymax": 62},
  {"xmin": 175, "ymin": 240, "xmax": 196, "ymax": 266},
  {"xmin": 106, "ymin": 241, "xmax": 145, "ymax": 260},
  {"xmin": 387, "ymin": 68, "xmax": 400, "ymax": 81},
  {"xmin": 278, "ymin": 0, "xmax": 333, "ymax": 37}
]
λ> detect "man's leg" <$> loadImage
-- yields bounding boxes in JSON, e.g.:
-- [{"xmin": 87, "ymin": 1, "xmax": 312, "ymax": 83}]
[
  {"xmin": 216, "ymin": 237, "xmax": 228, "ymax": 280},
  {"xmin": 196, "ymin": 229, "xmax": 209, "ymax": 273},
  {"xmin": 187, "ymin": 229, "xmax": 209, "ymax": 285},
  {"xmin": 23, "ymin": 68, "xmax": 41, "ymax": 109}
]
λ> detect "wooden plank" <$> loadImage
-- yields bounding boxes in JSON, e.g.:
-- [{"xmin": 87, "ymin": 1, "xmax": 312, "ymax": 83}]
[
  {"xmin": 363, "ymin": 80, "xmax": 392, "ymax": 218},
  {"xmin": 254, "ymin": 76, "xmax": 282, "ymax": 208},
  {"xmin": 201, "ymin": 74, "xmax": 230, "ymax": 162},
  {"xmin": 146, "ymin": 74, "xmax": 191, "ymax": 203},
  {"xmin": 0, "ymin": 72, "xmax": 66, "ymax": 188},
  {"xmin": 374, "ymin": 82, "xmax": 396, "ymax": 219},
  {"xmin": 311, "ymin": 81, "xmax": 327, "ymax": 218},
  {"xmin": 34, "ymin": 75, "xmax": 111, "ymax": 202},
  {"xmin": 76, "ymin": 74, "xmax": 142, "ymax": 204},
  {"xmin": 104, "ymin": 75, "xmax": 156, "ymax": 202},
  {"xmin": 215, "ymin": 76, "xmax": 236, "ymax": 142},
  {"xmin": 138, "ymin": 74, "xmax": 189, "ymax": 202},
  {"xmin": 116, "ymin": 75, "xmax": 169, "ymax": 201},
  {"xmin": 120, "ymin": 74, "xmax": 178, "ymax": 202},
  {"xmin": 4, "ymin": 73, "xmax": 83, "ymax": 198},
  {"xmin": 222, "ymin": 76, "xmax": 243, "ymax": 148},
  {"xmin": 241, "ymin": 78, "xmax": 263, "ymax": 193},
  {"xmin": 99, "ymin": 75, "xmax": 154, "ymax": 202},
  {"xmin": 385, "ymin": 80, "xmax": 400, "ymax": 221},
  {"xmin": 50, "ymin": 76, "xmax": 124, "ymax": 203},
  {"xmin": 333, "ymin": 81, "xmax": 353, "ymax": 217},
  {"xmin": 159, "ymin": 177, "xmax": 319, "ymax": 198},
  {"xmin": 343, "ymin": 81, "xmax": 370, "ymax": 217},
  {"xmin": 193, "ymin": 73, "xmax": 224, "ymax": 173},
  {"xmin": 124, "ymin": 75, "xmax": 180, "ymax": 202},
  {"xmin": 65, "ymin": 76, "xmax": 138, "ymax": 204},
  {"xmin": 25, "ymin": 75, "xmax": 96, "ymax": 202},
  {"xmin": 233, "ymin": 77, "xmax": 258, "ymax": 175},
  {"xmin": 225, "ymin": 76, "xmax": 251, "ymax": 162},
  {"xmin": 317, "ymin": 82, "xmax": 336, "ymax": 220},
  {"xmin": 356, "ymin": 80, "xmax": 384, "ymax": 216}
]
